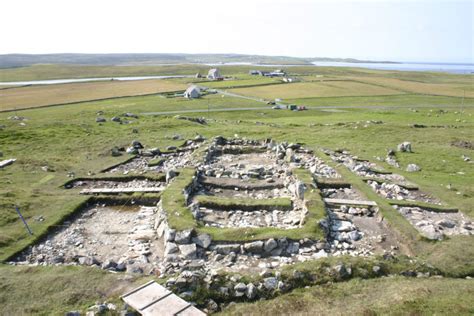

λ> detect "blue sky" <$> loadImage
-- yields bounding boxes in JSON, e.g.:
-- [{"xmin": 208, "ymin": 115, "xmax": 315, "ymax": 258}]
[{"xmin": 1, "ymin": 0, "xmax": 472, "ymax": 62}]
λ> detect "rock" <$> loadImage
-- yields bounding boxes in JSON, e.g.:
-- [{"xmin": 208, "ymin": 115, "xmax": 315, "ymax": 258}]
[
  {"xmin": 334, "ymin": 264, "xmax": 351, "ymax": 279},
  {"xmin": 127, "ymin": 265, "xmax": 143, "ymax": 274},
  {"xmin": 244, "ymin": 241, "xmax": 264, "ymax": 254},
  {"xmin": 234, "ymin": 283, "xmax": 247, "ymax": 293},
  {"xmin": 164, "ymin": 229, "xmax": 176, "ymax": 242},
  {"xmin": 174, "ymin": 229, "xmax": 193, "ymax": 244},
  {"xmin": 123, "ymin": 112, "xmax": 138, "ymax": 118},
  {"xmin": 96, "ymin": 117, "xmax": 106, "ymax": 123},
  {"xmin": 372, "ymin": 265, "xmax": 381, "ymax": 274},
  {"xmin": 126, "ymin": 146, "xmax": 138, "ymax": 154},
  {"xmin": 264, "ymin": 238, "xmax": 278, "ymax": 253},
  {"xmin": 206, "ymin": 299, "xmax": 219, "ymax": 313},
  {"xmin": 164, "ymin": 242, "xmax": 178, "ymax": 255},
  {"xmin": 167, "ymin": 146, "xmax": 177, "ymax": 151},
  {"xmin": 111, "ymin": 116, "xmax": 121, "ymax": 123},
  {"xmin": 437, "ymin": 219, "xmax": 456, "ymax": 228},
  {"xmin": 263, "ymin": 277, "xmax": 278, "ymax": 291},
  {"xmin": 194, "ymin": 135, "xmax": 206, "ymax": 142},
  {"xmin": 295, "ymin": 181, "xmax": 305, "ymax": 200},
  {"xmin": 101, "ymin": 259, "xmax": 117, "ymax": 270},
  {"xmin": 397, "ymin": 142, "xmax": 412, "ymax": 153},
  {"xmin": 213, "ymin": 244, "xmax": 240, "ymax": 255},
  {"xmin": 192, "ymin": 234, "xmax": 212, "ymax": 249},
  {"xmin": 78, "ymin": 256, "xmax": 100, "ymax": 266},
  {"xmin": 406, "ymin": 164, "xmax": 421, "ymax": 172},
  {"xmin": 166, "ymin": 169, "xmax": 177, "ymax": 183},
  {"xmin": 331, "ymin": 220, "xmax": 355, "ymax": 232},
  {"xmin": 246, "ymin": 283, "xmax": 257, "ymax": 299},
  {"xmin": 420, "ymin": 225, "xmax": 443, "ymax": 240},
  {"xmin": 348, "ymin": 230, "xmax": 361, "ymax": 241},
  {"xmin": 286, "ymin": 242, "xmax": 299, "ymax": 254},
  {"xmin": 111, "ymin": 147, "xmax": 122, "ymax": 157},
  {"xmin": 179, "ymin": 244, "xmax": 197, "ymax": 259},
  {"xmin": 115, "ymin": 261, "xmax": 127, "ymax": 272},
  {"xmin": 131, "ymin": 140, "xmax": 144, "ymax": 149},
  {"xmin": 66, "ymin": 311, "xmax": 81, "ymax": 316}
]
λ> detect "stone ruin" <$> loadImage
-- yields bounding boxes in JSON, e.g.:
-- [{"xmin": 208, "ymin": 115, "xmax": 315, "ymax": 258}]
[{"xmin": 10, "ymin": 137, "xmax": 473, "ymax": 277}]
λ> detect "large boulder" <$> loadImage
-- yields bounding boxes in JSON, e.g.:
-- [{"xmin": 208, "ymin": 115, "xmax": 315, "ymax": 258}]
[
  {"xmin": 213, "ymin": 244, "xmax": 241, "ymax": 255},
  {"xmin": 164, "ymin": 242, "xmax": 178, "ymax": 256},
  {"xmin": 179, "ymin": 244, "xmax": 197, "ymax": 259},
  {"xmin": 263, "ymin": 238, "xmax": 278, "ymax": 253},
  {"xmin": 174, "ymin": 229, "xmax": 193, "ymax": 244},
  {"xmin": 192, "ymin": 233, "xmax": 212, "ymax": 249},
  {"xmin": 244, "ymin": 241, "xmax": 264, "ymax": 254}
]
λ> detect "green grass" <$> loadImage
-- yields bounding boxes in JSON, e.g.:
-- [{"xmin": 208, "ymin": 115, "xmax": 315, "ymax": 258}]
[
  {"xmin": 0, "ymin": 264, "xmax": 152, "ymax": 315},
  {"xmin": 160, "ymin": 168, "xmax": 197, "ymax": 231},
  {"xmin": 220, "ymin": 276, "xmax": 474, "ymax": 315},
  {"xmin": 195, "ymin": 195, "xmax": 293, "ymax": 211}
]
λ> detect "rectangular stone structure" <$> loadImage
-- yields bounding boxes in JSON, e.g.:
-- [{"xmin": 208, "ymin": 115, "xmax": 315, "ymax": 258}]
[{"xmin": 122, "ymin": 280, "xmax": 206, "ymax": 316}]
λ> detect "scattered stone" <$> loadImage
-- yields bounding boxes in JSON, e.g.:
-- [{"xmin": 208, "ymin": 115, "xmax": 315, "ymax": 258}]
[
  {"xmin": 96, "ymin": 117, "xmax": 106, "ymax": 123},
  {"xmin": 263, "ymin": 277, "xmax": 278, "ymax": 291},
  {"xmin": 397, "ymin": 142, "xmax": 412, "ymax": 153},
  {"xmin": 406, "ymin": 164, "xmax": 421, "ymax": 172}
]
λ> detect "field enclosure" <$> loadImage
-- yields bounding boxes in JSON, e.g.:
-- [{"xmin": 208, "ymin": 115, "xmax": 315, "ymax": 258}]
[
  {"xmin": 230, "ymin": 80, "xmax": 405, "ymax": 99},
  {"xmin": 0, "ymin": 79, "xmax": 186, "ymax": 111}
]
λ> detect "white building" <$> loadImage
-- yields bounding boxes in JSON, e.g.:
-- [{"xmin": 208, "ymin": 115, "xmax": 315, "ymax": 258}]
[
  {"xmin": 184, "ymin": 85, "xmax": 201, "ymax": 99},
  {"xmin": 207, "ymin": 68, "xmax": 222, "ymax": 80}
]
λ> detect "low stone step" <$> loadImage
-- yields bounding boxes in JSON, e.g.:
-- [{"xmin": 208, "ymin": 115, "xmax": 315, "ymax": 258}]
[
  {"xmin": 324, "ymin": 198, "xmax": 377, "ymax": 207},
  {"xmin": 80, "ymin": 187, "xmax": 164, "ymax": 194}
]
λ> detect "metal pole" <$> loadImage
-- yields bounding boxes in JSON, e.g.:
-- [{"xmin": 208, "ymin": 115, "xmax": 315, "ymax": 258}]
[{"xmin": 15, "ymin": 206, "xmax": 33, "ymax": 235}]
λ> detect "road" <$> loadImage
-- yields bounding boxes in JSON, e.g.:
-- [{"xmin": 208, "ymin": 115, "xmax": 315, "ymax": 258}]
[{"xmin": 141, "ymin": 103, "xmax": 471, "ymax": 116}]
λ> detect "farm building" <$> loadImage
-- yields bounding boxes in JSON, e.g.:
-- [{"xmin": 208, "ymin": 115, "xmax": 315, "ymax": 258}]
[
  {"xmin": 249, "ymin": 70, "xmax": 262, "ymax": 75},
  {"xmin": 184, "ymin": 85, "xmax": 201, "ymax": 99},
  {"xmin": 207, "ymin": 68, "xmax": 222, "ymax": 80}
]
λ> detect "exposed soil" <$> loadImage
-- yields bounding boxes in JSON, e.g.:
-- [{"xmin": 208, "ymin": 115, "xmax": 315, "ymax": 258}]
[{"xmin": 451, "ymin": 140, "xmax": 474, "ymax": 150}]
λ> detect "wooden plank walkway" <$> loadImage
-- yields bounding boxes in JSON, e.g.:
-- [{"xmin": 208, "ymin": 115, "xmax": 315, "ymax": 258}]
[
  {"xmin": 80, "ymin": 187, "xmax": 164, "ymax": 194},
  {"xmin": 122, "ymin": 280, "xmax": 206, "ymax": 316},
  {"xmin": 324, "ymin": 198, "xmax": 377, "ymax": 207},
  {"xmin": 0, "ymin": 159, "xmax": 16, "ymax": 168}
]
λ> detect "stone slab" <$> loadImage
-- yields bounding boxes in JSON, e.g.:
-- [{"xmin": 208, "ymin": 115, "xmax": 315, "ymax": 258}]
[
  {"xmin": 80, "ymin": 187, "xmax": 164, "ymax": 194},
  {"xmin": 122, "ymin": 281, "xmax": 206, "ymax": 316},
  {"xmin": 324, "ymin": 198, "xmax": 377, "ymax": 207},
  {"xmin": 0, "ymin": 159, "xmax": 16, "ymax": 168}
]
